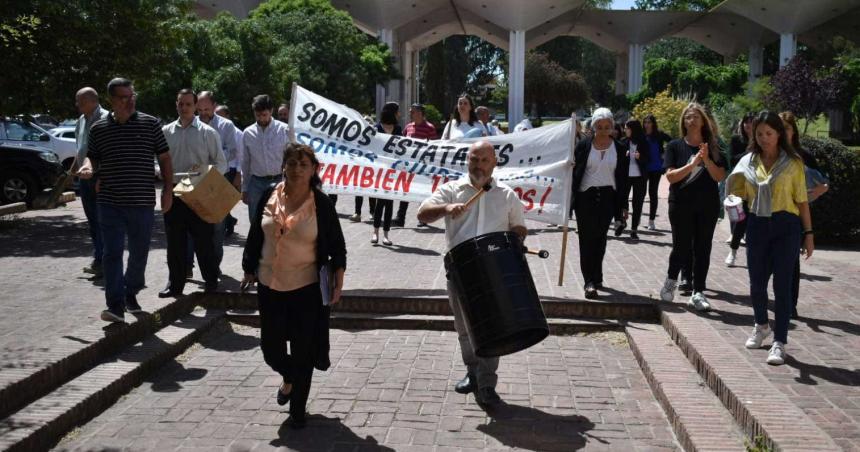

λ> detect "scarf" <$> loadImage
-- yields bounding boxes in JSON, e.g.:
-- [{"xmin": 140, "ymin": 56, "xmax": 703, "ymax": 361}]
[{"xmin": 727, "ymin": 151, "xmax": 792, "ymax": 218}]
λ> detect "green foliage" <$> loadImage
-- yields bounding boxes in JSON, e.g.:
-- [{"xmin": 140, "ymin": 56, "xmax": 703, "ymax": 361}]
[
  {"xmin": 536, "ymin": 36, "xmax": 615, "ymax": 108},
  {"xmin": 801, "ymin": 136, "xmax": 860, "ymax": 245},
  {"xmin": 250, "ymin": 0, "xmax": 335, "ymax": 17},
  {"xmin": 422, "ymin": 104, "xmax": 443, "ymax": 130},
  {"xmin": 744, "ymin": 435, "xmax": 773, "ymax": 452},
  {"xmin": 0, "ymin": 0, "xmax": 193, "ymax": 118},
  {"xmin": 640, "ymin": 57, "xmax": 747, "ymax": 106},
  {"xmin": 645, "ymin": 37, "xmax": 722, "ymax": 66},
  {"xmin": 634, "ymin": 0, "xmax": 721, "ymax": 10},
  {"xmin": 525, "ymin": 51, "xmax": 590, "ymax": 118},
  {"xmin": 632, "ymin": 87, "xmax": 691, "ymax": 138}
]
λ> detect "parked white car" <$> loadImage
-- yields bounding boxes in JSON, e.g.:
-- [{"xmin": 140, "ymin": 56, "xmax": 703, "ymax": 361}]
[
  {"xmin": 0, "ymin": 118, "xmax": 77, "ymax": 170},
  {"xmin": 49, "ymin": 126, "xmax": 76, "ymax": 140}
]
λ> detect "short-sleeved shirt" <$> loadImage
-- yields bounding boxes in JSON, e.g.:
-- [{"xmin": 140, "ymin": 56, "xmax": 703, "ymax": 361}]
[
  {"xmin": 404, "ymin": 121, "xmax": 436, "ymax": 139},
  {"xmin": 730, "ymin": 154, "xmax": 808, "ymax": 216},
  {"xmin": 88, "ymin": 111, "xmax": 169, "ymax": 207},
  {"xmin": 663, "ymin": 139, "xmax": 726, "ymax": 203},
  {"xmin": 419, "ymin": 177, "xmax": 526, "ymax": 251}
]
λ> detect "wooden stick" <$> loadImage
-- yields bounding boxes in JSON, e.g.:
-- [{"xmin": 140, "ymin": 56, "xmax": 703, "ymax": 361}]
[
  {"xmin": 559, "ymin": 116, "xmax": 578, "ymax": 286},
  {"xmin": 525, "ymin": 248, "xmax": 549, "ymax": 258},
  {"xmin": 463, "ymin": 184, "xmax": 492, "ymax": 209}
]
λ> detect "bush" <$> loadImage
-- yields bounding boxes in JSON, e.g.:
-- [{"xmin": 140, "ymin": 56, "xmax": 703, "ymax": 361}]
[
  {"xmin": 801, "ymin": 136, "xmax": 860, "ymax": 245},
  {"xmin": 631, "ymin": 87, "xmax": 689, "ymax": 138},
  {"xmin": 422, "ymin": 104, "xmax": 444, "ymax": 131}
]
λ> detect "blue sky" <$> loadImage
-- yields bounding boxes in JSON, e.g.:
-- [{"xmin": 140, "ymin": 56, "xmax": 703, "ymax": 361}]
[{"xmin": 611, "ymin": 0, "xmax": 638, "ymax": 9}]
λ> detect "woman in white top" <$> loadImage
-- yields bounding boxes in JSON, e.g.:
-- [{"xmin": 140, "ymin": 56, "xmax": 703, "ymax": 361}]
[
  {"xmin": 570, "ymin": 108, "xmax": 630, "ymax": 299},
  {"xmin": 442, "ymin": 94, "xmax": 485, "ymax": 139},
  {"xmin": 616, "ymin": 119, "xmax": 651, "ymax": 240}
]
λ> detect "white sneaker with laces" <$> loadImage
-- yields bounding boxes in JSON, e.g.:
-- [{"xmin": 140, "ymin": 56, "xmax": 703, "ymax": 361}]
[
  {"xmin": 745, "ymin": 324, "xmax": 772, "ymax": 349},
  {"xmin": 660, "ymin": 278, "xmax": 677, "ymax": 302},
  {"xmin": 688, "ymin": 292, "xmax": 711, "ymax": 311},
  {"xmin": 767, "ymin": 341, "xmax": 786, "ymax": 365},
  {"xmin": 725, "ymin": 249, "xmax": 737, "ymax": 267},
  {"xmin": 647, "ymin": 220, "xmax": 656, "ymax": 230}
]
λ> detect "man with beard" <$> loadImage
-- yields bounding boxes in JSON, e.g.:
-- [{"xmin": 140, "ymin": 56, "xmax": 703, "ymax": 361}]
[{"xmin": 417, "ymin": 141, "xmax": 527, "ymax": 406}]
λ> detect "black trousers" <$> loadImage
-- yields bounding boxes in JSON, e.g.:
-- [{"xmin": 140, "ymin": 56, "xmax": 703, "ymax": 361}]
[
  {"xmin": 574, "ymin": 186, "xmax": 616, "ymax": 286},
  {"xmin": 164, "ymin": 196, "xmax": 218, "ymax": 291},
  {"xmin": 623, "ymin": 176, "xmax": 647, "ymax": 230},
  {"xmin": 646, "ymin": 171, "xmax": 662, "ymax": 221},
  {"xmin": 395, "ymin": 201, "xmax": 409, "ymax": 222},
  {"xmin": 258, "ymin": 282, "xmax": 321, "ymax": 418},
  {"xmin": 355, "ymin": 196, "xmax": 377, "ymax": 216},
  {"xmin": 667, "ymin": 198, "xmax": 719, "ymax": 292},
  {"xmin": 373, "ymin": 199, "xmax": 393, "ymax": 231}
]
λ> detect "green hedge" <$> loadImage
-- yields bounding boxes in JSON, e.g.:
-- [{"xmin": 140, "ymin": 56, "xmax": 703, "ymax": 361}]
[{"xmin": 801, "ymin": 136, "xmax": 860, "ymax": 245}]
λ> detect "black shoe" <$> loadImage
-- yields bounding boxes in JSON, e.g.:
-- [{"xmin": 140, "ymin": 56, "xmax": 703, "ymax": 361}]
[
  {"xmin": 630, "ymin": 231, "xmax": 639, "ymax": 240},
  {"xmin": 125, "ymin": 295, "xmax": 144, "ymax": 314},
  {"xmin": 791, "ymin": 307, "xmax": 799, "ymax": 319},
  {"xmin": 288, "ymin": 414, "xmax": 306, "ymax": 429},
  {"xmin": 276, "ymin": 384, "xmax": 292, "ymax": 406},
  {"xmin": 204, "ymin": 283, "xmax": 219, "ymax": 294},
  {"xmin": 83, "ymin": 260, "xmax": 104, "ymax": 278},
  {"xmin": 158, "ymin": 286, "xmax": 183, "ymax": 298},
  {"xmin": 678, "ymin": 279, "xmax": 692, "ymax": 294},
  {"xmin": 186, "ymin": 268, "xmax": 193, "ymax": 280},
  {"xmin": 584, "ymin": 283, "xmax": 598, "ymax": 299},
  {"xmin": 454, "ymin": 373, "xmax": 476, "ymax": 394},
  {"xmin": 417, "ymin": 222, "xmax": 428, "ymax": 227},
  {"xmin": 393, "ymin": 218, "xmax": 405, "ymax": 228},
  {"xmin": 475, "ymin": 387, "xmax": 501, "ymax": 405},
  {"xmin": 614, "ymin": 220, "xmax": 626, "ymax": 237}
]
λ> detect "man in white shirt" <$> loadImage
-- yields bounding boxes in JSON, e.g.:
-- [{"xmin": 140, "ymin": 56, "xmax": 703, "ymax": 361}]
[
  {"xmin": 476, "ymin": 106, "xmax": 502, "ymax": 136},
  {"xmin": 417, "ymin": 141, "xmax": 527, "ymax": 406},
  {"xmin": 159, "ymin": 89, "xmax": 227, "ymax": 298},
  {"xmin": 242, "ymin": 94, "xmax": 290, "ymax": 222}
]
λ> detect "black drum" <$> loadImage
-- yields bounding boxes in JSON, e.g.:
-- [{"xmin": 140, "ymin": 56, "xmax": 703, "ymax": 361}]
[{"xmin": 444, "ymin": 231, "xmax": 549, "ymax": 358}]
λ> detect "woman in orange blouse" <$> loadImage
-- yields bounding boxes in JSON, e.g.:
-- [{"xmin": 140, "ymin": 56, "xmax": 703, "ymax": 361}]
[{"xmin": 241, "ymin": 143, "xmax": 346, "ymax": 429}]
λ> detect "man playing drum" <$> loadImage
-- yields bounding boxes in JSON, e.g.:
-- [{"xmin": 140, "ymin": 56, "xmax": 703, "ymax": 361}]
[{"xmin": 417, "ymin": 141, "xmax": 527, "ymax": 406}]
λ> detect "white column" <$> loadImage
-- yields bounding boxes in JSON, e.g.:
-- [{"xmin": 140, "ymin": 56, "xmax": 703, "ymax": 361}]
[
  {"xmin": 779, "ymin": 33, "xmax": 796, "ymax": 67},
  {"xmin": 401, "ymin": 43, "xmax": 413, "ymax": 116},
  {"xmin": 748, "ymin": 44, "xmax": 764, "ymax": 88},
  {"xmin": 627, "ymin": 43, "xmax": 644, "ymax": 94},
  {"xmin": 615, "ymin": 53, "xmax": 628, "ymax": 95},
  {"xmin": 508, "ymin": 30, "xmax": 526, "ymax": 129},
  {"xmin": 376, "ymin": 28, "xmax": 394, "ymax": 119},
  {"xmin": 413, "ymin": 50, "xmax": 420, "ymax": 104}
]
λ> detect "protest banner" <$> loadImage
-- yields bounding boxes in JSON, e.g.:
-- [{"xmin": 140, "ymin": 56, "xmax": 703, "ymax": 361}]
[{"xmin": 289, "ymin": 84, "xmax": 574, "ymax": 225}]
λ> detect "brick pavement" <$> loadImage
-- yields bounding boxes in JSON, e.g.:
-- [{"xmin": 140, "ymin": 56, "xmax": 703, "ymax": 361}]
[
  {"xmin": 55, "ymin": 326, "xmax": 680, "ymax": 451},
  {"xmin": 2, "ymin": 187, "xmax": 859, "ymax": 449}
]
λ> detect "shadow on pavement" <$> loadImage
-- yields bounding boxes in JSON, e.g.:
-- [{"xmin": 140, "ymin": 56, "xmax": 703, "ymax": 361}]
[
  {"xmin": 786, "ymin": 355, "xmax": 860, "ymax": 387},
  {"xmin": 478, "ymin": 402, "xmax": 597, "ymax": 451},
  {"xmin": 271, "ymin": 414, "xmax": 395, "ymax": 451}
]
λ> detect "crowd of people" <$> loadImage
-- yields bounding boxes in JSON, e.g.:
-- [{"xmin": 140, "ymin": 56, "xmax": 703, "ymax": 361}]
[{"xmin": 71, "ymin": 76, "xmax": 826, "ymax": 427}]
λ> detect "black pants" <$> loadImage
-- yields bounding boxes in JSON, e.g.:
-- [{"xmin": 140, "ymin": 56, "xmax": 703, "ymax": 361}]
[
  {"xmin": 667, "ymin": 199, "xmax": 719, "ymax": 292},
  {"xmin": 373, "ymin": 199, "xmax": 393, "ymax": 231},
  {"xmin": 792, "ymin": 235, "xmax": 803, "ymax": 312},
  {"xmin": 646, "ymin": 171, "xmax": 662, "ymax": 221},
  {"xmin": 355, "ymin": 196, "xmax": 377, "ymax": 216},
  {"xmin": 396, "ymin": 201, "xmax": 409, "ymax": 222},
  {"xmin": 624, "ymin": 176, "xmax": 647, "ymax": 230},
  {"xmin": 258, "ymin": 282, "xmax": 321, "ymax": 418},
  {"xmin": 729, "ymin": 202, "xmax": 749, "ymax": 250},
  {"xmin": 164, "ymin": 196, "xmax": 218, "ymax": 292},
  {"xmin": 328, "ymin": 194, "xmax": 338, "ymax": 206},
  {"xmin": 575, "ymin": 186, "xmax": 616, "ymax": 286}
]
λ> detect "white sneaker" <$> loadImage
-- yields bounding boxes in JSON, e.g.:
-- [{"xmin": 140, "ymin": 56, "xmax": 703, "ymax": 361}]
[
  {"xmin": 647, "ymin": 220, "xmax": 656, "ymax": 230},
  {"xmin": 745, "ymin": 324, "xmax": 772, "ymax": 349},
  {"xmin": 688, "ymin": 292, "xmax": 711, "ymax": 311},
  {"xmin": 348, "ymin": 213, "xmax": 361, "ymax": 222},
  {"xmin": 660, "ymin": 278, "xmax": 677, "ymax": 302},
  {"xmin": 767, "ymin": 341, "xmax": 786, "ymax": 365},
  {"xmin": 725, "ymin": 249, "xmax": 737, "ymax": 267},
  {"xmin": 724, "ymin": 236, "xmax": 732, "ymax": 243}
]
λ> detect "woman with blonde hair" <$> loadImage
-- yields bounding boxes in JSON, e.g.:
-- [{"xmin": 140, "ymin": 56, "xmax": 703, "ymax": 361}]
[
  {"xmin": 728, "ymin": 111, "xmax": 813, "ymax": 365},
  {"xmin": 659, "ymin": 103, "xmax": 726, "ymax": 311}
]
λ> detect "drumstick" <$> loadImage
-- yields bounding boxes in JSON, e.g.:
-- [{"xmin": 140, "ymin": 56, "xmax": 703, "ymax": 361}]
[
  {"xmin": 525, "ymin": 248, "xmax": 550, "ymax": 259},
  {"xmin": 463, "ymin": 183, "xmax": 493, "ymax": 209}
]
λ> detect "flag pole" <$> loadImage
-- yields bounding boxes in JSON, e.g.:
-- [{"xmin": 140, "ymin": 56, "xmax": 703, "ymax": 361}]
[
  {"xmin": 288, "ymin": 82, "xmax": 298, "ymax": 143},
  {"xmin": 558, "ymin": 116, "xmax": 577, "ymax": 286}
]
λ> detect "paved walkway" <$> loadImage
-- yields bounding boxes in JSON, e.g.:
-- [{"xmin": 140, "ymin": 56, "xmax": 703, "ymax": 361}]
[
  {"xmin": 55, "ymin": 326, "xmax": 679, "ymax": 451},
  {"xmin": 1, "ymin": 186, "xmax": 859, "ymax": 449}
]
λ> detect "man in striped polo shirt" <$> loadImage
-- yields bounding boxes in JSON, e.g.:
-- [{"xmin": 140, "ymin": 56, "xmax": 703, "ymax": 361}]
[
  {"xmin": 402, "ymin": 103, "xmax": 437, "ymax": 227},
  {"xmin": 85, "ymin": 78, "xmax": 174, "ymax": 322}
]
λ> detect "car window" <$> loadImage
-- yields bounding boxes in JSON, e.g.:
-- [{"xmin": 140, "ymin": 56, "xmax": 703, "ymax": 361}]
[
  {"xmin": 62, "ymin": 131, "xmax": 75, "ymax": 139},
  {"xmin": 5, "ymin": 120, "xmax": 44, "ymax": 142}
]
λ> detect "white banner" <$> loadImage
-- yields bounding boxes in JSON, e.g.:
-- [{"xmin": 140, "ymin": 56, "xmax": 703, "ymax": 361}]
[{"xmin": 289, "ymin": 85, "xmax": 574, "ymax": 224}]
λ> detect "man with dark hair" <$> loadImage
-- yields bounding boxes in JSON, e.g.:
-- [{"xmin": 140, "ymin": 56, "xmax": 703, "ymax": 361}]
[
  {"xmin": 73, "ymin": 87, "xmax": 109, "ymax": 278},
  {"xmin": 159, "ymin": 89, "xmax": 227, "ymax": 298},
  {"xmin": 80, "ymin": 77, "xmax": 173, "ymax": 322},
  {"xmin": 198, "ymin": 90, "xmax": 240, "ymax": 261},
  {"xmin": 277, "ymin": 103, "xmax": 290, "ymax": 123},
  {"xmin": 396, "ymin": 103, "xmax": 438, "ymax": 227},
  {"xmin": 242, "ymin": 94, "xmax": 290, "ymax": 222}
]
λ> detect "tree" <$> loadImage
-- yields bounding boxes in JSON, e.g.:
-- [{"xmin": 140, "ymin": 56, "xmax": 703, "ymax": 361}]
[
  {"xmin": 524, "ymin": 51, "xmax": 590, "ymax": 118},
  {"xmin": 0, "ymin": 0, "xmax": 192, "ymax": 118},
  {"xmin": 535, "ymin": 36, "xmax": 615, "ymax": 108},
  {"xmin": 644, "ymin": 37, "xmax": 722, "ymax": 66},
  {"xmin": 639, "ymin": 57, "xmax": 747, "ymax": 107},
  {"xmin": 633, "ymin": 0, "xmax": 721, "ymax": 11},
  {"xmin": 766, "ymin": 56, "xmax": 843, "ymax": 134}
]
